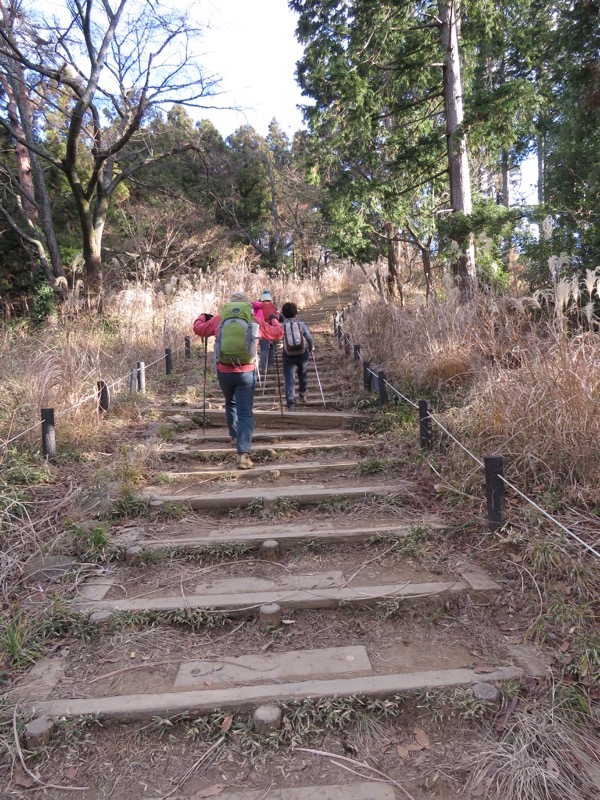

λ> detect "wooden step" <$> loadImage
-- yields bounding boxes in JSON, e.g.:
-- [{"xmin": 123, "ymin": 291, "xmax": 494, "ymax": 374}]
[
  {"xmin": 155, "ymin": 408, "xmax": 367, "ymax": 430},
  {"xmin": 29, "ymin": 664, "xmax": 521, "ymax": 721},
  {"xmin": 143, "ymin": 482, "xmax": 403, "ymax": 511},
  {"xmin": 74, "ymin": 567, "xmax": 499, "ymax": 615},
  {"xmin": 158, "ymin": 441, "xmax": 376, "ymax": 459},
  {"xmin": 152, "ymin": 460, "xmax": 361, "ymax": 483},
  {"xmin": 113, "ymin": 518, "xmax": 445, "ymax": 550}
]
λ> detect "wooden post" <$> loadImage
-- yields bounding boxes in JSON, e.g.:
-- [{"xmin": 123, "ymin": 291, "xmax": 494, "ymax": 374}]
[
  {"xmin": 418, "ymin": 399, "xmax": 432, "ymax": 450},
  {"xmin": 129, "ymin": 367, "xmax": 137, "ymax": 395},
  {"xmin": 137, "ymin": 361, "xmax": 146, "ymax": 393},
  {"xmin": 184, "ymin": 336, "xmax": 192, "ymax": 360},
  {"xmin": 354, "ymin": 344, "xmax": 361, "ymax": 363},
  {"xmin": 337, "ymin": 325, "xmax": 343, "ymax": 350},
  {"xmin": 41, "ymin": 408, "xmax": 56, "ymax": 463},
  {"xmin": 344, "ymin": 333, "xmax": 351, "ymax": 356},
  {"xmin": 165, "ymin": 348, "xmax": 173, "ymax": 375},
  {"xmin": 97, "ymin": 380, "xmax": 110, "ymax": 417},
  {"xmin": 363, "ymin": 360, "xmax": 371, "ymax": 391},
  {"xmin": 378, "ymin": 370, "xmax": 388, "ymax": 405},
  {"xmin": 333, "ymin": 313, "xmax": 338, "ymax": 336},
  {"xmin": 484, "ymin": 454, "xmax": 506, "ymax": 531}
]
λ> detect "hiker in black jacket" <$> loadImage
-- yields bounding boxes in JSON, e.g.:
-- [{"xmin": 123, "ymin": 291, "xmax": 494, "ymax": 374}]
[{"xmin": 280, "ymin": 302, "xmax": 314, "ymax": 411}]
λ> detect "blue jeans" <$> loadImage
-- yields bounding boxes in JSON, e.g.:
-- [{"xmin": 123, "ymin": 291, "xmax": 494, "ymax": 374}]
[
  {"xmin": 217, "ymin": 369, "xmax": 256, "ymax": 454},
  {"xmin": 282, "ymin": 351, "xmax": 309, "ymax": 407},
  {"xmin": 259, "ymin": 338, "xmax": 274, "ymax": 374}
]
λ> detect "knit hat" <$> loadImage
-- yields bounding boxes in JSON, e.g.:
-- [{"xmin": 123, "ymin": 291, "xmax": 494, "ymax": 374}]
[
  {"xmin": 260, "ymin": 290, "xmax": 272, "ymax": 301},
  {"xmin": 230, "ymin": 290, "xmax": 250, "ymax": 303}
]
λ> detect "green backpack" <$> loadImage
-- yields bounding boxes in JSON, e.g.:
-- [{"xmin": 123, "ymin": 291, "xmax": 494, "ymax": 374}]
[{"xmin": 215, "ymin": 302, "xmax": 257, "ymax": 365}]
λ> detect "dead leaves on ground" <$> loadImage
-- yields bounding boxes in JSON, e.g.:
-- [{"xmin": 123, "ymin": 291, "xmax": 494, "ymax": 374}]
[{"xmin": 396, "ymin": 725, "xmax": 432, "ymax": 758}]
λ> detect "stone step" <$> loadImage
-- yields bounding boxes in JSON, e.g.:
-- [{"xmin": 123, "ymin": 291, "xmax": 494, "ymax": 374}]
[
  {"xmin": 29, "ymin": 664, "xmax": 521, "ymax": 721},
  {"xmin": 143, "ymin": 482, "xmax": 403, "ymax": 511},
  {"xmin": 114, "ymin": 519, "xmax": 444, "ymax": 550},
  {"xmin": 155, "ymin": 407, "xmax": 367, "ymax": 430},
  {"xmin": 152, "ymin": 460, "xmax": 361, "ymax": 483},
  {"xmin": 74, "ymin": 567, "xmax": 499, "ymax": 615}
]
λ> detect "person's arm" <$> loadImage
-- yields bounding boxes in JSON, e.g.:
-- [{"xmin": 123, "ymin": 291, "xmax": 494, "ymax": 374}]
[
  {"xmin": 193, "ymin": 314, "xmax": 220, "ymax": 338},
  {"xmin": 300, "ymin": 321, "xmax": 314, "ymax": 351},
  {"xmin": 258, "ymin": 315, "xmax": 283, "ymax": 341}
]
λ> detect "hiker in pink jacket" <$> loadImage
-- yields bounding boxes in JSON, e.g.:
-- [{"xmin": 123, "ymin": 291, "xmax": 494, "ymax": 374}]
[{"xmin": 193, "ymin": 290, "xmax": 283, "ymax": 469}]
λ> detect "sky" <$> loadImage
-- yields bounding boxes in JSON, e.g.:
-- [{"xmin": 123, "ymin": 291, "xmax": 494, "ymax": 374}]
[
  {"xmin": 192, "ymin": 0, "xmax": 306, "ymax": 139},
  {"xmin": 190, "ymin": 0, "xmax": 537, "ymax": 203}
]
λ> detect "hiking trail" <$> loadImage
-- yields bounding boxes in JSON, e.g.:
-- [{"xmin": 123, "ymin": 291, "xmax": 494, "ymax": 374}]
[{"xmin": 7, "ymin": 291, "xmax": 548, "ymax": 800}]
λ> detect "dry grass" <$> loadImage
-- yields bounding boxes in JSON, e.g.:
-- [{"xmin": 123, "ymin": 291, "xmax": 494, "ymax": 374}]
[
  {"xmin": 347, "ymin": 279, "xmax": 600, "ymax": 504},
  {"xmin": 0, "ymin": 260, "xmax": 359, "ymax": 451},
  {"xmin": 467, "ymin": 708, "xmax": 600, "ymax": 800}
]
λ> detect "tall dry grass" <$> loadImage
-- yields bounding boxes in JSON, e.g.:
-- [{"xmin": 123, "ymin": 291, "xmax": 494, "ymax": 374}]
[
  {"xmin": 347, "ymin": 276, "xmax": 600, "ymax": 501},
  {"xmin": 0, "ymin": 260, "xmax": 359, "ymax": 451}
]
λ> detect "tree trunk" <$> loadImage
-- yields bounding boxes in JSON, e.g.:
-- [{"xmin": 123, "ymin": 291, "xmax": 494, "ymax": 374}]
[
  {"xmin": 537, "ymin": 131, "xmax": 545, "ymax": 205},
  {"xmin": 440, "ymin": 0, "xmax": 476, "ymax": 297},
  {"xmin": 501, "ymin": 149, "xmax": 510, "ymax": 208},
  {"xmin": 385, "ymin": 221, "xmax": 403, "ymax": 302}
]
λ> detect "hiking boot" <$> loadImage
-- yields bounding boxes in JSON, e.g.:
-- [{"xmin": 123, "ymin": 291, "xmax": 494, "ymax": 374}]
[
  {"xmin": 230, "ymin": 436, "xmax": 237, "ymax": 447},
  {"xmin": 299, "ymin": 393, "xmax": 307, "ymax": 403},
  {"xmin": 237, "ymin": 453, "xmax": 253, "ymax": 470},
  {"xmin": 287, "ymin": 403, "xmax": 296, "ymax": 412}
]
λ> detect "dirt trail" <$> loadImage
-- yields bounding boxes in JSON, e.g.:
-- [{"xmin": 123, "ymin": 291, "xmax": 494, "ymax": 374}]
[{"xmin": 2, "ymin": 290, "xmax": 549, "ymax": 800}]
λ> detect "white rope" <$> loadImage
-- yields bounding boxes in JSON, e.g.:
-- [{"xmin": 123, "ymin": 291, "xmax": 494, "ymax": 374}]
[
  {"xmin": 499, "ymin": 475, "xmax": 600, "ymax": 560},
  {"xmin": 352, "ymin": 339, "xmax": 599, "ymax": 561},
  {"xmin": 427, "ymin": 411, "xmax": 484, "ymax": 467},
  {"xmin": 0, "ymin": 344, "xmax": 185, "ymax": 452}
]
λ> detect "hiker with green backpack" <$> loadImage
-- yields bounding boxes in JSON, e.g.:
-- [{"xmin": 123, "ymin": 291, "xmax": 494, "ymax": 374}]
[
  {"xmin": 193, "ymin": 291, "xmax": 283, "ymax": 469},
  {"xmin": 281, "ymin": 301, "xmax": 314, "ymax": 411}
]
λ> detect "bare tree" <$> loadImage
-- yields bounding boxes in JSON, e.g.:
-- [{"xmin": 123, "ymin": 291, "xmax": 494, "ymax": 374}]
[{"xmin": 0, "ymin": 0, "xmax": 218, "ymax": 293}]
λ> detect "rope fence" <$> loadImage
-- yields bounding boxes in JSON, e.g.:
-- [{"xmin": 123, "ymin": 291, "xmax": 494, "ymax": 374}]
[
  {"xmin": 1, "ymin": 338, "xmax": 192, "ymax": 459},
  {"xmin": 333, "ymin": 308, "xmax": 600, "ymax": 561}
]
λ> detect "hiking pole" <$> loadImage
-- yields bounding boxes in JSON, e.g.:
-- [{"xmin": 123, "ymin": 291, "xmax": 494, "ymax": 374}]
[
  {"xmin": 262, "ymin": 343, "xmax": 271, "ymax": 397},
  {"xmin": 312, "ymin": 351, "xmax": 326, "ymax": 408},
  {"xmin": 202, "ymin": 337, "xmax": 208, "ymax": 436},
  {"xmin": 274, "ymin": 342, "xmax": 285, "ymax": 420}
]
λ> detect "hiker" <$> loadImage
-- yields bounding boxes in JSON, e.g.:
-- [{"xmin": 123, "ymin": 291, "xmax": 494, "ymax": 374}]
[
  {"xmin": 281, "ymin": 301, "xmax": 314, "ymax": 411},
  {"xmin": 193, "ymin": 291, "xmax": 283, "ymax": 469},
  {"xmin": 252, "ymin": 290, "xmax": 279, "ymax": 375}
]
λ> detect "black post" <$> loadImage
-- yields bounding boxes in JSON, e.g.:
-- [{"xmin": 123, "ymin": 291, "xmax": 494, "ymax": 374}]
[
  {"xmin": 41, "ymin": 408, "xmax": 56, "ymax": 463},
  {"xmin": 354, "ymin": 344, "xmax": 361, "ymax": 363},
  {"xmin": 137, "ymin": 361, "xmax": 146, "ymax": 393},
  {"xmin": 97, "ymin": 380, "xmax": 110, "ymax": 417},
  {"xmin": 484, "ymin": 454, "xmax": 506, "ymax": 531},
  {"xmin": 418, "ymin": 399, "xmax": 432, "ymax": 450},
  {"xmin": 184, "ymin": 336, "xmax": 192, "ymax": 360},
  {"xmin": 165, "ymin": 347, "xmax": 173, "ymax": 375},
  {"xmin": 344, "ymin": 333, "xmax": 352, "ymax": 357},
  {"xmin": 129, "ymin": 367, "xmax": 137, "ymax": 395},
  {"xmin": 378, "ymin": 370, "xmax": 388, "ymax": 405},
  {"xmin": 337, "ymin": 326, "xmax": 343, "ymax": 350},
  {"xmin": 363, "ymin": 360, "xmax": 371, "ymax": 391}
]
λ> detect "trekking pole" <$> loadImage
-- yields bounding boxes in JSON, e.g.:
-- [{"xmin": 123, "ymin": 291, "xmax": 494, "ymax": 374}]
[
  {"xmin": 262, "ymin": 343, "xmax": 271, "ymax": 397},
  {"xmin": 202, "ymin": 337, "xmax": 208, "ymax": 436},
  {"xmin": 312, "ymin": 351, "xmax": 326, "ymax": 408},
  {"xmin": 274, "ymin": 342, "xmax": 285, "ymax": 420}
]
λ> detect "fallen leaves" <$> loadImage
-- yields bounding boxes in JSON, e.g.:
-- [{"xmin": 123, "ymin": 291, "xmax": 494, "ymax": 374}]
[
  {"xmin": 220, "ymin": 715, "xmax": 233, "ymax": 733},
  {"xmin": 194, "ymin": 785, "xmax": 225, "ymax": 798},
  {"xmin": 396, "ymin": 726, "xmax": 432, "ymax": 758}
]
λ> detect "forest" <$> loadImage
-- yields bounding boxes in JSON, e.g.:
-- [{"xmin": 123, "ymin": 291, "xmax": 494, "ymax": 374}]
[{"xmin": 0, "ymin": 0, "xmax": 597, "ymax": 313}]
